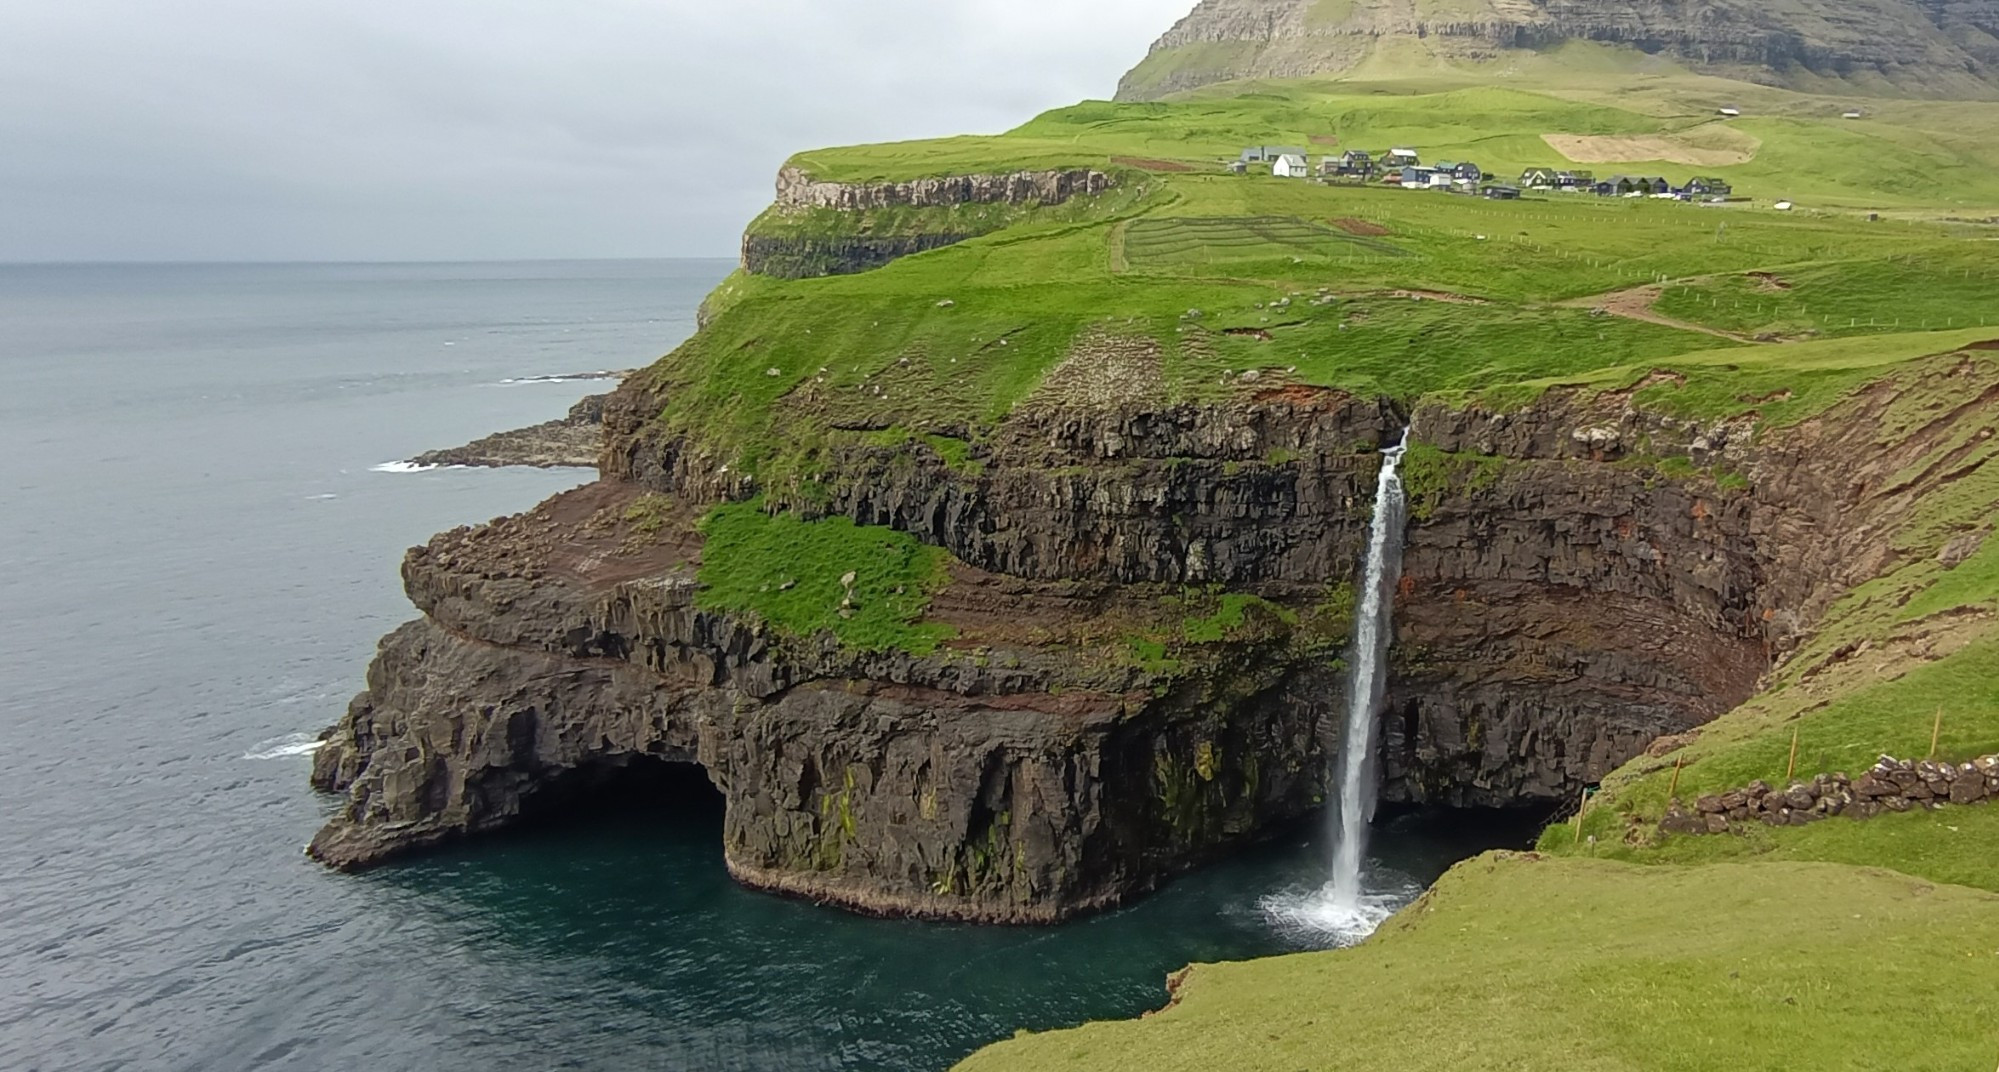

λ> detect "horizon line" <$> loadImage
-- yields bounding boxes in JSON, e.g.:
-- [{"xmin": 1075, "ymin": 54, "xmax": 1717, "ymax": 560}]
[{"xmin": 0, "ymin": 254, "xmax": 741, "ymax": 268}]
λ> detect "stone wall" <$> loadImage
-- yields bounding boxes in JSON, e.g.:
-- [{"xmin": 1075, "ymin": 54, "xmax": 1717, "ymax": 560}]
[{"xmin": 1661, "ymin": 754, "xmax": 1999, "ymax": 835}]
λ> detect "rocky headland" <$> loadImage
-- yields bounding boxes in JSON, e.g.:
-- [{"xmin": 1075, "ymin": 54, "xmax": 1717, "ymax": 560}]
[{"xmin": 309, "ymin": 291, "xmax": 1999, "ymax": 922}]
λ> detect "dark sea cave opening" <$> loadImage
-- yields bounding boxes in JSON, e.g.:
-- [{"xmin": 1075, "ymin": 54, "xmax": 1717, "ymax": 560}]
[{"xmin": 511, "ymin": 753, "xmax": 726, "ymax": 833}]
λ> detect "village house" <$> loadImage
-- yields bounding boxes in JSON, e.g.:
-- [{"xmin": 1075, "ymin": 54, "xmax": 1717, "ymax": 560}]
[
  {"xmin": 1324, "ymin": 149, "xmax": 1374, "ymax": 178},
  {"xmin": 1600, "ymin": 175, "xmax": 1671, "ymax": 197},
  {"xmin": 1240, "ymin": 145, "xmax": 1307, "ymax": 163},
  {"xmin": 1520, "ymin": 167, "xmax": 1560, "ymax": 189},
  {"xmin": 1682, "ymin": 176, "xmax": 1732, "ymax": 199},
  {"xmin": 1557, "ymin": 170, "xmax": 1594, "ymax": 190},
  {"xmin": 1226, "ymin": 159, "xmax": 1248, "ymax": 175},
  {"xmin": 1272, "ymin": 153, "xmax": 1310, "ymax": 178},
  {"xmin": 1383, "ymin": 147, "xmax": 1420, "ymax": 169}
]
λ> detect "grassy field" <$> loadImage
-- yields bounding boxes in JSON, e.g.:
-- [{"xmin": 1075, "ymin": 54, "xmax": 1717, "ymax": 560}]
[
  {"xmin": 787, "ymin": 71, "xmax": 1999, "ymax": 213},
  {"xmin": 958, "ymin": 855, "xmax": 1999, "ymax": 1072}
]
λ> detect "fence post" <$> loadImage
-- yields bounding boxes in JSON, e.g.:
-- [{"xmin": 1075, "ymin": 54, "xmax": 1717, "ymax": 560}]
[
  {"xmin": 1786, "ymin": 727, "xmax": 1800, "ymax": 782},
  {"xmin": 1932, "ymin": 709, "xmax": 1944, "ymax": 759}
]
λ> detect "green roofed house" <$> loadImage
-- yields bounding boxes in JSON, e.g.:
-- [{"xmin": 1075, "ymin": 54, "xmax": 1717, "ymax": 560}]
[{"xmin": 1520, "ymin": 167, "xmax": 1559, "ymax": 189}]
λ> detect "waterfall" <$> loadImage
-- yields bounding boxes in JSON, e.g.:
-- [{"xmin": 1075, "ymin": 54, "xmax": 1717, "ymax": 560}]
[
  {"xmin": 1328, "ymin": 430, "xmax": 1410, "ymax": 909},
  {"xmin": 1255, "ymin": 431, "xmax": 1418, "ymax": 946}
]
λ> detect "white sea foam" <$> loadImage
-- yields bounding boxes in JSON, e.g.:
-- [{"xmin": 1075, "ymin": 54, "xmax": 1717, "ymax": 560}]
[
  {"xmin": 1258, "ymin": 869, "xmax": 1423, "ymax": 948},
  {"xmin": 496, "ymin": 370, "xmax": 622, "ymax": 385},
  {"xmin": 370, "ymin": 461, "xmax": 436, "ymax": 473},
  {"xmin": 243, "ymin": 733, "xmax": 325, "ymax": 760}
]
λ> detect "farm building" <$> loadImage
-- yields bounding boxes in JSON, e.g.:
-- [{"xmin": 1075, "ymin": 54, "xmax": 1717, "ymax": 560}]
[
  {"xmin": 1384, "ymin": 148, "xmax": 1420, "ymax": 168},
  {"xmin": 1557, "ymin": 170, "xmax": 1594, "ymax": 189},
  {"xmin": 1683, "ymin": 176, "xmax": 1732, "ymax": 198},
  {"xmin": 1226, "ymin": 160, "xmax": 1248, "ymax": 175},
  {"xmin": 1240, "ymin": 145, "xmax": 1307, "ymax": 163},
  {"xmin": 1273, "ymin": 153, "xmax": 1310, "ymax": 178},
  {"xmin": 1481, "ymin": 184, "xmax": 1522, "ymax": 200}
]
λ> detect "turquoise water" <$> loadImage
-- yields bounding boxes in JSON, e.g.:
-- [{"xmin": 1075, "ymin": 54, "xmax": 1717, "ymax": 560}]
[{"xmin": 0, "ymin": 261, "xmax": 1537, "ymax": 1072}]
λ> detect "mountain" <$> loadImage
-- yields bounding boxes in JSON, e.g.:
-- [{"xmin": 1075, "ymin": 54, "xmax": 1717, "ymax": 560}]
[{"xmin": 1116, "ymin": 0, "xmax": 1999, "ymax": 101}]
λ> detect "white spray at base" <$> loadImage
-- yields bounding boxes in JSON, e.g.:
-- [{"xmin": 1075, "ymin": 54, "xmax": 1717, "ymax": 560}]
[{"xmin": 1260, "ymin": 430, "xmax": 1412, "ymax": 946}]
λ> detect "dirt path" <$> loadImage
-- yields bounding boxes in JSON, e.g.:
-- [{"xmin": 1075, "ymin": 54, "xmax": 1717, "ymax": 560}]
[{"xmin": 1560, "ymin": 284, "xmax": 1757, "ymax": 342}]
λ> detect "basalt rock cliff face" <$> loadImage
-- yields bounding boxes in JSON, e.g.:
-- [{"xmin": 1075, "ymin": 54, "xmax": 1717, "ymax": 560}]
[
  {"xmin": 741, "ymin": 168, "xmax": 1114, "ymax": 279},
  {"xmin": 1115, "ymin": 0, "xmax": 1999, "ymax": 101},
  {"xmin": 308, "ymin": 329, "xmax": 1999, "ymax": 922}
]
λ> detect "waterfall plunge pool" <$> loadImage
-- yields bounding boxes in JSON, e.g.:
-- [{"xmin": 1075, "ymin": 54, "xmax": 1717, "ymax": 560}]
[{"xmin": 377, "ymin": 796, "xmax": 1547, "ymax": 1071}]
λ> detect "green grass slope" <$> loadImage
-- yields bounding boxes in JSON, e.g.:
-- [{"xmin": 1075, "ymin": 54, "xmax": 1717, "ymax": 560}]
[
  {"xmin": 789, "ymin": 71, "xmax": 1999, "ymax": 212},
  {"xmin": 958, "ymin": 855, "xmax": 1999, "ymax": 1072}
]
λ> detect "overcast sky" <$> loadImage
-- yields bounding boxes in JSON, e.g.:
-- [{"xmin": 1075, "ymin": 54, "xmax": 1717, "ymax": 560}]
[{"xmin": 0, "ymin": 0, "xmax": 1192, "ymax": 262}]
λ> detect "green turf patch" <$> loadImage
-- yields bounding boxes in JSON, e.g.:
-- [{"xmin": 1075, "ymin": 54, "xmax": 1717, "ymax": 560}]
[{"xmin": 694, "ymin": 501, "xmax": 955, "ymax": 655}]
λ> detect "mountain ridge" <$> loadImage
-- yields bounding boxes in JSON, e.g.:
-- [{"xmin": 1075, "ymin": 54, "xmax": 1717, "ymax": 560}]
[{"xmin": 1117, "ymin": 0, "xmax": 1999, "ymax": 101}]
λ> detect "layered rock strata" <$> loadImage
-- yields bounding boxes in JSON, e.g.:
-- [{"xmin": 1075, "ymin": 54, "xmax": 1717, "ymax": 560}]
[
  {"xmin": 742, "ymin": 168, "xmax": 1114, "ymax": 279},
  {"xmin": 311, "ymin": 331, "xmax": 1999, "ymax": 922}
]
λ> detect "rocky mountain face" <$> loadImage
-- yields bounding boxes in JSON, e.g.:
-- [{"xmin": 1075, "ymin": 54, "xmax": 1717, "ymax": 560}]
[
  {"xmin": 1116, "ymin": 0, "xmax": 1999, "ymax": 100},
  {"xmin": 306, "ymin": 317, "xmax": 1999, "ymax": 920}
]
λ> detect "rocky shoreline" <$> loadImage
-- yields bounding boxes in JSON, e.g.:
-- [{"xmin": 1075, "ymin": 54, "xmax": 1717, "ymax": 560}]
[{"xmin": 406, "ymin": 388, "xmax": 617, "ymax": 470}]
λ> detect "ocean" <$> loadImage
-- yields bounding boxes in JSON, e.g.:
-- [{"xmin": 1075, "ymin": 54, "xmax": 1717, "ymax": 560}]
[{"xmin": 0, "ymin": 260, "xmax": 1529, "ymax": 1072}]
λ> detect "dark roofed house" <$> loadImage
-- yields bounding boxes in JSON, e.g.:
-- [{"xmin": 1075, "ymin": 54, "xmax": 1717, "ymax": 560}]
[
  {"xmin": 1240, "ymin": 145, "xmax": 1308, "ymax": 163},
  {"xmin": 1520, "ymin": 167, "xmax": 1559, "ymax": 189},
  {"xmin": 1557, "ymin": 170, "xmax": 1593, "ymax": 189},
  {"xmin": 1481, "ymin": 184, "xmax": 1521, "ymax": 200},
  {"xmin": 1452, "ymin": 161, "xmax": 1484, "ymax": 182},
  {"xmin": 1603, "ymin": 175, "xmax": 1670, "ymax": 196},
  {"xmin": 1684, "ymin": 176, "xmax": 1732, "ymax": 198}
]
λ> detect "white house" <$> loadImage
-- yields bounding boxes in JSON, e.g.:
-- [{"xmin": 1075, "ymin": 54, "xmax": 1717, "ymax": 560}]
[{"xmin": 1273, "ymin": 153, "xmax": 1310, "ymax": 178}]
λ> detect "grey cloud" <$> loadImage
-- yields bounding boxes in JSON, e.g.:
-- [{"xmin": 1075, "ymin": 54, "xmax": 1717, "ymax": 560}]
[{"xmin": 0, "ymin": 0, "xmax": 1187, "ymax": 261}]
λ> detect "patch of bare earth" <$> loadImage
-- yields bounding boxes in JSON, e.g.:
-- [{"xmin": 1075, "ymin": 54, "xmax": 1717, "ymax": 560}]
[
  {"xmin": 1332, "ymin": 217, "xmax": 1391, "ymax": 236},
  {"xmin": 1560, "ymin": 284, "xmax": 1752, "ymax": 342},
  {"xmin": 1542, "ymin": 131, "xmax": 1757, "ymax": 167}
]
